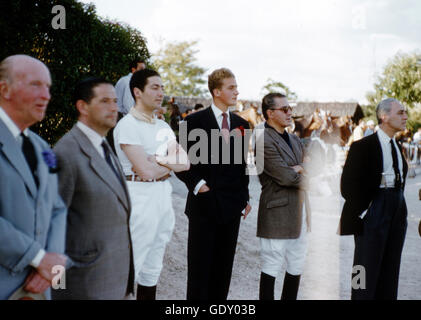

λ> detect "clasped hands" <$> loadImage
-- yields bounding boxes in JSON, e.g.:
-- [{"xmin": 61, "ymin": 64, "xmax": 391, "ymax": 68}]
[{"xmin": 24, "ymin": 252, "xmax": 67, "ymax": 294}]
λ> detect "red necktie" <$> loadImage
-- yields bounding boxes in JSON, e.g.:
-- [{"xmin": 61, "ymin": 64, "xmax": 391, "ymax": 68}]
[{"xmin": 221, "ymin": 112, "xmax": 230, "ymax": 143}]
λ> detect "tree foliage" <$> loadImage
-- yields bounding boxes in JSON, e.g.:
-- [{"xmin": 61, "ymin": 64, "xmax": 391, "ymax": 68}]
[
  {"xmin": 366, "ymin": 52, "xmax": 421, "ymax": 131},
  {"xmin": 153, "ymin": 40, "xmax": 208, "ymax": 98},
  {"xmin": 261, "ymin": 78, "xmax": 298, "ymax": 101},
  {"xmin": 0, "ymin": 0, "xmax": 150, "ymax": 145}
]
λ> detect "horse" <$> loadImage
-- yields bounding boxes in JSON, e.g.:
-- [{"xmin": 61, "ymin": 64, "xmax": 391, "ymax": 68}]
[
  {"xmin": 293, "ymin": 110, "xmax": 353, "ymax": 147},
  {"xmin": 236, "ymin": 104, "xmax": 264, "ymax": 130}
]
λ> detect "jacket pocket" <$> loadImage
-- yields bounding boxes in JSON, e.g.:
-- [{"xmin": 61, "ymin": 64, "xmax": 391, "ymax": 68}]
[
  {"xmin": 67, "ymin": 249, "xmax": 100, "ymax": 268},
  {"xmin": 266, "ymin": 197, "xmax": 288, "ymax": 208}
]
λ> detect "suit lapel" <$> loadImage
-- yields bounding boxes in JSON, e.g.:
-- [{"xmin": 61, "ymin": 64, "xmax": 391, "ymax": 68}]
[
  {"xmin": 229, "ymin": 112, "xmax": 237, "ymax": 131},
  {"xmin": 30, "ymin": 132, "xmax": 49, "ymax": 198},
  {"xmin": 370, "ymin": 132, "xmax": 383, "ymax": 177},
  {"xmin": 0, "ymin": 119, "xmax": 37, "ymax": 198},
  {"xmin": 266, "ymin": 127, "xmax": 297, "ymax": 163},
  {"xmin": 373, "ymin": 132, "xmax": 384, "ymax": 175},
  {"xmin": 109, "ymin": 142, "xmax": 131, "ymax": 212},
  {"xmin": 288, "ymin": 134, "xmax": 302, "ymax": 163},
  {"xmin": 396, "ymin": 140, "xmax": 408, "ymax": 183},
  {"xmin": 203, "ymin": 106, "xmax": 220, "ymax": 131},
  {"xmin": 72, "ymin": 127, "xmax": 130, "ymax": 212}
]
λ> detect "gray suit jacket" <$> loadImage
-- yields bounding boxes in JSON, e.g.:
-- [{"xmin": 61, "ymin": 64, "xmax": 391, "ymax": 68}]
[
  {"xmin": 52, "ymin": 126, "xmax": 134, "ymax": 300},
  {"xmin": 256, "ymin": 126, "xmax": 311, "ymax": 239},
  {"xmin": 0, "ymin": 119, "xmax": 67, "ymax": 300}
]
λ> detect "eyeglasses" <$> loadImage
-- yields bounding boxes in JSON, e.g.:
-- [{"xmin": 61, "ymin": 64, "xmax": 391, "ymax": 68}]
[{"xmin": 270, "ymin": 106, "xmax": 293, "ymax": 113}]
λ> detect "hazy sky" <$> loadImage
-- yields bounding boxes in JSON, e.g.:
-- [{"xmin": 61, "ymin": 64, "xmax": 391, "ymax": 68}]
[{"xmin": 80, "ymin": 0, "xmax": 421, "ymax": 103}]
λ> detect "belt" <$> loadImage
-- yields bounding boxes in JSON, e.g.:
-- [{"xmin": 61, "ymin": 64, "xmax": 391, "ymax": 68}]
[
  {"xmin": 125, "ymin": 173, "xmax": 171, "ymax": 182},
  {"xmin": 379, "ymin": 183, "xmax": 402, "ymax": 190}
]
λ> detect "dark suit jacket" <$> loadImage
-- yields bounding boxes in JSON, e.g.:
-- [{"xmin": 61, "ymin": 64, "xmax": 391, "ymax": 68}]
[
  {"xmin": 52, "ymin": 126, "xmax": 134, "ymax": 299},
  {"xmin": 176, "ymin": 107, "xmax": 250, "ymax": 223},
  {"xmin": 339, "ymin": 132, "xmax": 408, "ymax": 235}
]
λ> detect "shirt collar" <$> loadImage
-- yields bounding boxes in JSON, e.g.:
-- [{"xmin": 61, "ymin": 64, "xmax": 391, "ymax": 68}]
[
  {"xmin": 129, "ymin": 107, "xmax": 156, "ymax": 124},
  {"xmin": 211, "ymin": 103, "xmax": 229, "ymax": 119},
  {"xmin": 0, "ymin": 106, "xmax": 29, "ymax": 138},
  {"xmin": 76, "ymin": 121, "xmax": 105, "ymax": 148},
  {"xmin": 377, "ymin": 127, "xmax": 395, "ymax": 144},
  {"xmin": 265, "ymin": 121, "xmax": 288, "ymax": 137}
]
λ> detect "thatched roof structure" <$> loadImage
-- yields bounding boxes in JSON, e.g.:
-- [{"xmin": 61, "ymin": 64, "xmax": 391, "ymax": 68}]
[
  {"xmin": 292, "ymin": 102, "xmax": 361, "ymax": 117},
  {"xmin": 165, "ymin": 96, "xmax": 363, "ymax": 121}
]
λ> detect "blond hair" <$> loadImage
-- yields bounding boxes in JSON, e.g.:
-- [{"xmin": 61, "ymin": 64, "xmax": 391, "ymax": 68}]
[{"xmin": 208, "ymin": 68, "xmax": 235, "ymax": 96}]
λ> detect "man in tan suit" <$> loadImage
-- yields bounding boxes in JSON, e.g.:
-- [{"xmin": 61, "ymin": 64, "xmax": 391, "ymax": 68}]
[
  {"xmin": 52, "ymin": 77, "xmax": 134, "ymax": 299},
  {"xmin": 256, "ymin": 93, "xmax": 311, "ymax": 300}
]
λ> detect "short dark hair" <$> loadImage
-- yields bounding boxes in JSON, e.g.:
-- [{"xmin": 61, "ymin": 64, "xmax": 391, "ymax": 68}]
[
  {"xmin": 129, "ymin": 68, "xmax": 160, "ymax": 100},
  {"xmin": 194, "ymin": 103, "xmax": 204, "ymax": 110},
  {"xmin": 73, "ymin": 77, "xmax": 113, "ymax": 105},
  {"xmin": 261, "ymin": 92, "xmax": 286, "ymax": 120},
  {"xmin": 129, "ymin": 59, "xmax": 145, "ymax": 72}
]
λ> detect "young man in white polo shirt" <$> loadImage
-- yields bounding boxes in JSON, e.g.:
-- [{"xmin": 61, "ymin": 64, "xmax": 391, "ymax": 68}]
[{"xmin": 114, "ymin": 69, "xmax": 189, "ymax": 300}]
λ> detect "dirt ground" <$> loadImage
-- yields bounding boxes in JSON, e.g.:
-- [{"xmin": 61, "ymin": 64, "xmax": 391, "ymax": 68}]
[{"xmin": 157, "ymin": 149, "xmax": 421, "ymax": 300}]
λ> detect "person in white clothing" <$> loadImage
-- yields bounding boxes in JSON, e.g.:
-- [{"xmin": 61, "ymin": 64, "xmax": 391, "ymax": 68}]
[
  {"xmin": 114, "ymin": 68, "xmax": 189, "ymax": 300},
  {"xmin": 413, "ymin": 128, "xmax": 421, "ymax": 144}
]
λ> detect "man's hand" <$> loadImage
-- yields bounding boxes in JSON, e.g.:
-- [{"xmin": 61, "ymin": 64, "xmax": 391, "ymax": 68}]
[
  {"xmin": 36, "ymin": 252, "xmax": 67, "ymax": 282},
  {"xmin": 198, "ymin": 184, "xmax": 210, "ymax": 193},
  {"xmin": 292, "ymin": 165, "xmax": 304, "ymax": 174},
  {"xmin": 23, "ymin": 270, "xmax": 51, "ymax": 294},
  {"xmin": 242, "ymin": 203, "xmax": 252, "ymax": 220},
  {"xmin": 155, "ymin": 141, "xmax": 190, "ymax": 172}
]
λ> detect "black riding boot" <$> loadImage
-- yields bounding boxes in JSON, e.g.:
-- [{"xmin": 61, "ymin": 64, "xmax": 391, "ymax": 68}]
[
  {"xmin": 259, "ymin": 272, "xmax": 276, "ymax": 300},
  {"xmin": 281, "ymin": 272, "xmax": 301, "ymax": 300},
  {"xmin": 137, "ymin": 284, "xmax": 157, "ymax": 300}
]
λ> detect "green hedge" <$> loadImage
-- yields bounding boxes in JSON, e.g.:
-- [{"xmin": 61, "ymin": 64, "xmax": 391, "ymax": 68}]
[{"xmin": 0, "ymin": 0, "xmax": 150, "ymax": 145}]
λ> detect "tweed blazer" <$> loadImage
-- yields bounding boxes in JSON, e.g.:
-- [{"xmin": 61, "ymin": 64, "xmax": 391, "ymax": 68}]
[
  {"xmin": 0, "ymin": 119, "xmax": 67, "ymax": 300},
  {"xmin": 256, "ymin": 126, "xmax": 311, "ymax": 239},
  {"xmin": 51, "ymin": 126, "xmax": 134, "ymax": 300}
]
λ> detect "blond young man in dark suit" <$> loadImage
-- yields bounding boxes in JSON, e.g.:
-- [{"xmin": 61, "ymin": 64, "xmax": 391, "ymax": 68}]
[
  {"xmin": 256, "ymin": 93, "xmax": 311, "ymax": 300},
  {"xmin": 176, "ymin": 68, "xmax": 251, "ymax": 300}
]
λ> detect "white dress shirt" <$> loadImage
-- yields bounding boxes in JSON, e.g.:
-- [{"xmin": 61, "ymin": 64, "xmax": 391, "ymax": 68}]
[
  {"xmin": 0, "ymin": 106, "xmax": 45, "ymax": 267},
  {"xmin": 377, "ymin": 128, "xmax": 403, "ymax": 188},
  {"xmin": 193, "ymin": 103, "xmax": 231, "ymax": 195},
  {"xmin": 360, "ymin": 128, "xmax": 404, "ymax": 219},
  {"xmin": 0, "ymin": 107, "xmax": 30, "ymax": 142},
  {"xmin": 211, "ymin": 103, "xmax": 231, "ymax": 130},
  {"xmin": 76, "ymin": 121, "xmax": 106, "ymax": 158},
  {"xmin": 115, "ymin": 73, "xmax": 135, "ymax": 115}
]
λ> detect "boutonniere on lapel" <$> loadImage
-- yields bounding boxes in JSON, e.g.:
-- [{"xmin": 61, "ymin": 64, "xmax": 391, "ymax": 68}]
[
  {"xmin": 42, "ymin": 150, "xmax": 59, "ymax": 173},
  {"xmin": 234, "ymin": 125, "xmax": 246, "ymax": 138}
]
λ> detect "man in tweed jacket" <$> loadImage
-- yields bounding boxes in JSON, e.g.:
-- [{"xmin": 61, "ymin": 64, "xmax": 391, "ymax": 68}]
[{"xmin": 256, "ymin": 93, "xmax": 311, "ymax": 300}]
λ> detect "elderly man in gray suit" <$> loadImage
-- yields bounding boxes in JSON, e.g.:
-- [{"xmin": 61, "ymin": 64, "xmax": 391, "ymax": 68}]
[
  {"xmin": 256, "ymin": 93, "xmax": 311, "ymax": 300},
  {"xmin": 52, "ymin": 77, "xmax": 134, "ymax": 300},
  {"xmin": 0, "ymin": 55, "xmax": 67, "ymax": 300}
]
